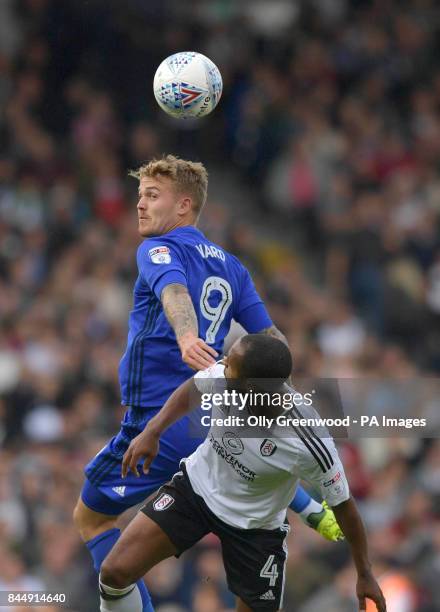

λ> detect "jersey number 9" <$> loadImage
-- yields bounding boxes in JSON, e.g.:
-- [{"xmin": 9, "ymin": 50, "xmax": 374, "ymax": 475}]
[{"xmin": 200, "ymin": 276, "xmax": 233, "ymax": 344}]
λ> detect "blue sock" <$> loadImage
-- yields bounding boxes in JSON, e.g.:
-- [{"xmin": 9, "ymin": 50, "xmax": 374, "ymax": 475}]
[
  {"xmin": 289, "ymin": 484, "xmax": 311, "ymax": 512},
  {"xmin": 86, "ymin": 528, "xmax": 154, "ymax": 612}
]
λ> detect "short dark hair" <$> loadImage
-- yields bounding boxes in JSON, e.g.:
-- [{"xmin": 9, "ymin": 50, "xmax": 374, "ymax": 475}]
[{"xmin": 237, "ymin": 334, "xmax": 292, "ymax": 381}]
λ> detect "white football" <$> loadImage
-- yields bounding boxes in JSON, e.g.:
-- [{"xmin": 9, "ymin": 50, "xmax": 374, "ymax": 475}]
[{"xmin": 153, "ymin": 51, "xmax": 223, "ymax": 119}]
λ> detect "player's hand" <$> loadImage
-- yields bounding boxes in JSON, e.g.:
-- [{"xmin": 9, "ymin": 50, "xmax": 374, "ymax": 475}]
[
  {"xmin": 357, "ymin": 572, "xmax": 386, "ymax": 612},
  {"xmin": 178, "ymin": 332, "xmax": 218, "ymax": 370},
  {"xmin": 121, "ymin": 427, "xmax": 160, "ymax": 478}
]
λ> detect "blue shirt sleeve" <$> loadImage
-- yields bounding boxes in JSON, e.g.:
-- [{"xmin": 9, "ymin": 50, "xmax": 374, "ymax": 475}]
[
  {"xmin": 235, "ymin": 267, "xmax": 273, "ymax": 332},
  {"xmin": 137, "ymin": 239, "xmax": 187, "ymax": 299},
  {"xmin": 236, "ymin": 302, "xmax": 273, "ymax": 332}
]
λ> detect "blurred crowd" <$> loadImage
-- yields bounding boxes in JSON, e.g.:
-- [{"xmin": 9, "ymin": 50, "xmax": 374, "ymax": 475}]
[{"xmin": 1, "ymin": 0, "xmax": 440, "ymax": 610}]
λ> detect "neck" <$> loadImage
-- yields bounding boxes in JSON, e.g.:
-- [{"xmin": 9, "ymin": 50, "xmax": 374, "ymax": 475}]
[{"xmin": 166, "ymin": 219, "xmax": 196, "ymax": 233}]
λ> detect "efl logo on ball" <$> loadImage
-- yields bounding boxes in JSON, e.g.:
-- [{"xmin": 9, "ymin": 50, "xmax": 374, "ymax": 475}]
[{"xmin": 153, "ymin": 51, "xmax": 223, "ymax": 119}]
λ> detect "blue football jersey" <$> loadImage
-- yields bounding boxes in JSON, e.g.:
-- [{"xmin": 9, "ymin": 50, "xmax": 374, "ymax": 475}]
[{"xmin": 118, "ymin": 226, "xmax": 272, "ymax": 408}]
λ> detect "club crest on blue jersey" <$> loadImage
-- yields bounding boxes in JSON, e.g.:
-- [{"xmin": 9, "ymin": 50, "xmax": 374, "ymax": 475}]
[{"xmin": 149, "ymin": 246, "xmax": 171, "ymax": 264}]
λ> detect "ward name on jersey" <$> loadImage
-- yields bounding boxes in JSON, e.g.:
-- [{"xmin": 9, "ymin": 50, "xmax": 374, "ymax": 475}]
[
  {"xmin": 184, "ymin": 363, "xmax": 350, "ymax": 530},
  {"xmin": 118, "ymin": 226, "xmax": 271, "ymax": 408}
]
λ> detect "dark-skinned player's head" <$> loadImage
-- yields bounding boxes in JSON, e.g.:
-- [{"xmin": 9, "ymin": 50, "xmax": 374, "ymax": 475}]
[{"xmin": 224, "ymin": 334, "xmax": 292, "ymax": 389}]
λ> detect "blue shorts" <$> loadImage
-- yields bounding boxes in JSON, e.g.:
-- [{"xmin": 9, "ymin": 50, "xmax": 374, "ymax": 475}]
[{"xmin": 82, "ymin": 405, "xmax": 206, "ymax": 515}]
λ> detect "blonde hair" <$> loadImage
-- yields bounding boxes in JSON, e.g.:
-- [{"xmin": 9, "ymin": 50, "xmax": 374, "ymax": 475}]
[{"xmin": 130, "ymin": 154, "xmax": 208, "ymax": 219}]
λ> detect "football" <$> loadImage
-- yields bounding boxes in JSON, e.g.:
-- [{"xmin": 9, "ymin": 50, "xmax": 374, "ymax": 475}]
[{"xmin": 153, "ymin": 51, "xmax": 223, "ymax": 119}]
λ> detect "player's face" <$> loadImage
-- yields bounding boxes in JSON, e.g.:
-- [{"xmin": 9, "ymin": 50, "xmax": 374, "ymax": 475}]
[
  {"xmin": 137, "ymin": 176, "xmax": 190, "ymax": 237},
  {"xmin": 224, "ymin": 339, "xmax": 245, "ymax": 381}
]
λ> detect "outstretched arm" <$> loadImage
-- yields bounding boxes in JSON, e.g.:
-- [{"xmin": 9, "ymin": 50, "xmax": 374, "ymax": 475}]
[
  {"xmin": 161, "ymin": 283, "xmax": 217, "ymax": 369},
  {"xmin": 122, "ymin": 377, "xmax": 197, "ymax": 477},
  {"xmin": 333, "ymin": 498, "xmax": 386, "ymax": 612}
]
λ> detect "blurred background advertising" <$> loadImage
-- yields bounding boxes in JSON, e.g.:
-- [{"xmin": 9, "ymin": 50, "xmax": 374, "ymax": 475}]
[{"xmin": 1, "ymin": 1, "xmax": 440, "ymax": 610}]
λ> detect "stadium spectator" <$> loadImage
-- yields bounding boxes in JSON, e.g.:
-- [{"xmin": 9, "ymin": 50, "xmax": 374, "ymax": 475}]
[{"xmin": 1, "ymin": 0, "xmax": 440, "ymax": 609}]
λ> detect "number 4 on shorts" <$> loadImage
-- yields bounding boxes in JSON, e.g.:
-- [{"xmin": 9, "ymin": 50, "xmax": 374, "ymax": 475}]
[{"xmin": 260, "ymin": 554, "xmax": 279, "ymax": 587}]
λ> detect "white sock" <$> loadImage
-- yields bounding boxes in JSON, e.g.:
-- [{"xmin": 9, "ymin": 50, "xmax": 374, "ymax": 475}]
[
  {"xmin": 99, "ymin": 578, "xmax": 143, "ymax": 612},
  {"xmin": 299, "ymin": 498, "xmax": 323, "ymax": 525}
]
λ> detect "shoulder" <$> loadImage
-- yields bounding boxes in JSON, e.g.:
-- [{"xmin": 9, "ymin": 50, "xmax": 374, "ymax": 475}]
[
  {"xmin": 138, "ymin": 235, "xmax": 185, "ymax": 265},
  {"xmin": 229, "ymin": 253, "xmax": 251, "ymax": 278},
  {"xmin": 224, "ymin": 251, "xmax": 243, "ymax": 267},
  {"xmin": 140, "ymin": 233, "xmax": 182, "ymax": 250},
  {"xmin": 215, "ymin": 249, "xmax": 248, "ymax": 276}
]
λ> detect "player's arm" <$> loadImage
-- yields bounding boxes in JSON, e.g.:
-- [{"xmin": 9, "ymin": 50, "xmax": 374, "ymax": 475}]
[
  {"xmin": 137, "ymin": 241, "xmax": 216, "ymax": 370},
  {"xmin": 332, "ymin": 498, "xmax": 386, "ymax": 612},
  {"xmin": 161, "ymin": 283, "xmax": 217, "ymax": 369},
  {"xmin": 122, "ymin": 376, "xmax": 197, "ymax": 478},
  {"xmin": 297, "ymin": 440, "xmax": 385, "ymax": 611},
  {"xmin": 259, "ymin": 324, "xmax": 289, "ymax": 347}
]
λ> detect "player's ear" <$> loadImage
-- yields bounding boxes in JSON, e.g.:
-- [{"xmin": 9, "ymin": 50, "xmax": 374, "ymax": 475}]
[{"xmin": 177, "ymin": 196, "xmax": 192, "ymax": 216}]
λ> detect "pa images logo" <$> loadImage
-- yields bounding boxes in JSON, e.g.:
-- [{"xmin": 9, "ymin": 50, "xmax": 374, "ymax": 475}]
[{"xmin": 260, "ymin": 439, "xmax": 277, "ymax": 457}]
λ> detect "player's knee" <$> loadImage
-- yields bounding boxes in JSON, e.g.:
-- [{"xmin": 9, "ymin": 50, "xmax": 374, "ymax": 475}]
[
  {"xmin": 100, "ymin": 557, "xmax": 132, "ymax": 590},
  {"xmin": 73, "ymin": 499, "xmax": 117, "ymax": 542}
]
